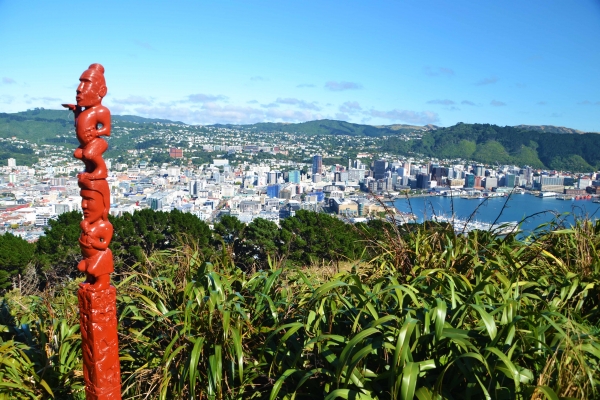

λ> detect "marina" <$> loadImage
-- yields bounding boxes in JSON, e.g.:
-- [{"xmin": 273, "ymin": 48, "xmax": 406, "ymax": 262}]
[
  {"xmin": 432, "ymin": 215, "xmax": 519, "ymax": 235},
  {"xmin": 393, "ymin": 193, "xmax": 600, "ymax": 235}
]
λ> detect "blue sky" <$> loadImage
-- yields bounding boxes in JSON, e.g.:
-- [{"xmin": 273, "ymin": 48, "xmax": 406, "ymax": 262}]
[{"xmin": 1, "ymin": 0, "xmax": 599, "ymax": 131}]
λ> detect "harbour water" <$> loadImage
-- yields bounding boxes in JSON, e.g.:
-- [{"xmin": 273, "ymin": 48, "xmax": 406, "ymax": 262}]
[{"xmin": 393, "ymin": 194, "xmax": 600, "ymax": 234}]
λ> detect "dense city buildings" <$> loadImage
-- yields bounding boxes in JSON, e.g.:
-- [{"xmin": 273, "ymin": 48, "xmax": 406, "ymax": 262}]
[{"xmin": 1, "ymin": 115, "xmax": 598, "ymax": 243}]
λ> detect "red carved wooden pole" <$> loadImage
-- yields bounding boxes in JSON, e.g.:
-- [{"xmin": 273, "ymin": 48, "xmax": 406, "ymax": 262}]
[{"xmin": 63, "ymin": 63, "xmax": 122, "ymax": 400}]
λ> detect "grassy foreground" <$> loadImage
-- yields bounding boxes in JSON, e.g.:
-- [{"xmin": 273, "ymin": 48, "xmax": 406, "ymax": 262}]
[{"xmin": 1, "ymin": 219, "xmax": 599, "ymax": 399}]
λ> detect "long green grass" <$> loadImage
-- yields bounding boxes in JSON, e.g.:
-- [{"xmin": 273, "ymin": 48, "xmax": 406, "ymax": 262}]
[{"xmin": 1, "ymin": 218, "xmax": 599, "ymax": 399}]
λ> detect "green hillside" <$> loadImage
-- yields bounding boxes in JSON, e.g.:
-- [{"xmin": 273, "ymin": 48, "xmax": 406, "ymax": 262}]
[
  {"xmin": 2, "ymin": 109, "xmax": 600, "ymax": 170},
  {"xmin": 411, "ymin": 123, "xmax": 600, "ymax": 170},
  {"xmin": 230, "ymin": 119, "xmax": 417, "ymax": 137}
]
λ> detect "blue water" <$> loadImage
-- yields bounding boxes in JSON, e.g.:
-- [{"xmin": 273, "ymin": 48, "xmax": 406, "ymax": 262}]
[{"xmin": 393, "ymin": 194, "xmax": 600, "ymax": 233}]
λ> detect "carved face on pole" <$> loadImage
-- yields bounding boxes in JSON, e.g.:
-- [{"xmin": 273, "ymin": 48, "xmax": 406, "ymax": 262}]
[
  {"xmin": 81, "ymin": 190, "xmax": 105, "ymax": 224},
  {"xmin": 76, "ymin": 63, "xmax": 107, "ymax": 108}
]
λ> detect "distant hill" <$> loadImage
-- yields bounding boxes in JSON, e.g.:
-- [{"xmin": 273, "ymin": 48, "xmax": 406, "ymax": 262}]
[
  {"xmin": 376, "ymin": 123, "xmax": 439, "ymax": 131},
  {"xmin": 114, "ymin": 115, "xmax": 186, "ymax": 124},
  {"xmin": 514, "ymin": 124, "xmax": 596, "ymax": 135},
  {"xmin": 2, "ymin": 109, "xmax": 599, "ymax": 171},
  {"xmin": 409, "ymin": 123, "xmax": 600, "ymax": 171},
  {"xmin": 225, "ymin": 119, "xmax": 419, "ymax": 137},
  {"xmin": 0, "ymin": 109, "xmax": 185, "ymax": 125}
]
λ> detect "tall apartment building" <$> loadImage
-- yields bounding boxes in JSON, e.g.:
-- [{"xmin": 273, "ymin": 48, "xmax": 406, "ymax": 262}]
[
  {"xmin": 373, "ymin": 159, "xmax": 387, "ymax": 180},
  {"xmin": 288, "ymin": 170, "xmax": 301, "ymax": 184},
  {"xmin": 312, "ymin": 155, "xmax": 323, "ymax": 175}
]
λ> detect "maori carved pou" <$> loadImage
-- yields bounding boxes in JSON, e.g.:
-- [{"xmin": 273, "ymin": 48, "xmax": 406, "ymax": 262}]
[{"xmin": 63, "ymin": 63, "xmax": 121, "ymax": 400}]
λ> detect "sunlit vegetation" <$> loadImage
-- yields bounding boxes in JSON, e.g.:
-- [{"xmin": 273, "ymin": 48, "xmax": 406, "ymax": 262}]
[
  {"xmin": 5, "ymin": 110, "xmax": 600, "ymax": 170},
  {"xmin": 1, "ymin": 211, "xmax": 599, "ymax": 399}
]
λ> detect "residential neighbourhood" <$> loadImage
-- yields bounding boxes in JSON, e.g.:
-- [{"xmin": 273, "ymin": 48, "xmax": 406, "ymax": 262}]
[{"xmin": 3, "ymin": 119, "xmax": 598, "ymax": 243}]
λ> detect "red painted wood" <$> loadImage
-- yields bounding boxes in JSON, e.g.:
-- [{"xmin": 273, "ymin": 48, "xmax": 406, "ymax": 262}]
[{"xmin": 64, "ymin": 63, "xmax": 121, "ymax": 399}]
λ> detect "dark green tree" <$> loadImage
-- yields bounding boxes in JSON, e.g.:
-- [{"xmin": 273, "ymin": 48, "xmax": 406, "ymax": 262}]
[
  {"xmin": 235, "ymin": 218, "xmax": 280, "ymax": 269},
  {"xmin": 0, "ymin": 233, "xmax": 35, "ymax": 290},
  {"xmin": 35, "ymin": 211, "xmax": 82, "ymax": 283},
  {"xmin": 213, "ymin": 215, "xmax": 245, "ymax": 245},
  {"xmin": 280, "ymin": 210, "xmax": 363, "ymax": 266}
]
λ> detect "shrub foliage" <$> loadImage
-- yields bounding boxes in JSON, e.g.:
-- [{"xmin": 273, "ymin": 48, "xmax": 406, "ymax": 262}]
[{"xmin": 0, "ymin": 214, "xmax": 599, "ymax": 399}]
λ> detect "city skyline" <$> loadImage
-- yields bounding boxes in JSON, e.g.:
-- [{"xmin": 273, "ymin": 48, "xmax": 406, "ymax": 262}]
[{"xmin": 1, "ymin": 1, "xmax": 599, "ymax": 131}]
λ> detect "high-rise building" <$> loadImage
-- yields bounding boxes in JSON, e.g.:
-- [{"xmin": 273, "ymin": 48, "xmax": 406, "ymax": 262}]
[
  {"xmin": 373, "ymin": 159, "xmax": 387, "ymax": 180},
  {"xmin": 348, "ymin": 169, "xmax": 363, "ymax": 181},
  {"xmin": 288, "ymin": 170, "xmax": 301, "ymax": 184},
  {"xmin": 416, "ymin": 173, "xmax": 430, "ymax": 189},
  {"xmin": 268, "ymin": 171, "xmax": 278, "ymax": 184},
  {"xmin": 7, "ymin": 158, "xmax": 16, "ymax": 167},
  {"xmin": 505, "ymin": 174, "xmax": 516, "ymax": 187},
  {"xmin": 312, "ymin": 155, "xmax": 323, "ymax": 175},
  {"xmin": 464, "ymin": 174, "xmax": 475, "ymax": 188},
  {"xmin": 431, "ymin": 167, "xmax": 447, "ymax": 185},
  {"xmin": 473, "ymin": 165, "xmax": 485, "ymax": 177},
  {"xmin": 267, "ymin": 184, "xmax": 280, "ymax": 198}
]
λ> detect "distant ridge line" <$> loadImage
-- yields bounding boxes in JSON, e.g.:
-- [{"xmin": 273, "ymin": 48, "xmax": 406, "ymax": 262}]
[{"xmin": 3, "ymin": 109, "xmax": 598, "ymax": 134}]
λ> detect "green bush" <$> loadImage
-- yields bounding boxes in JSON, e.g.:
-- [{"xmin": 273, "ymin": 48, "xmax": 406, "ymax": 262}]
[{"xmin": 1, "ymin": 217, "xmax": 599, "ymax": 399}]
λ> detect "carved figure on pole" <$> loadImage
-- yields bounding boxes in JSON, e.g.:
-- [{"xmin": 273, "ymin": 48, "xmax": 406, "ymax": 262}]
[{"xmin": 63, "ymin": 63, "xmax": 121, "ymax": 400}]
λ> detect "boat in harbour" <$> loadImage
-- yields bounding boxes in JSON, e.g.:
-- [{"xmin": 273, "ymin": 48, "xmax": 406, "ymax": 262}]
[
  {"xmin": 432, "ymin": 215, "xmax": 519, "ymax": 235},
  {"xmin": 556, "ymin": 194, "xmax": 575, "ymax": 200}
]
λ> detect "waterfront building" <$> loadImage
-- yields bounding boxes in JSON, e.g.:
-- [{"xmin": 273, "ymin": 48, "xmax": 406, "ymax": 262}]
[
  {"xmin": 578, "ymin": 177, "xmax": 591, "ymax": 189},
  {"xmin": 484, "ymin": 177, "xmax": 498, "ymax": 189},
  {"xmin": 473, "ymin": 165, "xmax": 485, "ymax": 177},
  {"xmin": 431, "ymin": 166, "xmax": 447, "ymax": 185},
  {"xmin": 416, "ymin": 173, "xmax": 430, "ymax": 189},
  {"xmin": 330, "ymin": 198, "xmax": 358, "ymax": 216},
  {"xmin": 373, "ymin": 159, "xmax": 387, "ymax": 180},
  {"xmin": 505, "ymin": 174, "xmax": 516, "ymax": 187}
]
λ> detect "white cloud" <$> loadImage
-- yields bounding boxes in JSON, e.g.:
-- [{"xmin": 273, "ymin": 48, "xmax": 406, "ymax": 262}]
[
  {"xmin": 186, "ymin": 93, "xmax": 228, "ymax": 103},
  {"xmin": 297, "ymin": 83, "xmax": 315, "ymax": 88},
  {"xmin": 339, "ymin": 101, "xmax": 362, "ymax": 114},
  {"xmin": 490, "ymin": 100, "xmax": 506, "ymax": 106},
  {"xmin": 134, "ymin": 40, "xmax": 154, "ymax": 50},
  {"xmin": 107, "ymin": 104, "xmax": 127, "ymax": 115},
  {"xmin": 369, "ymin": 109, "xmax": 439, "ymax": 124},
  {"xmin": 133, "ymin": 102, "xmax": 323, "ymax": 125},
  {"xmin": 2, "ymin": 77, "xmax": 16, "ymax": 84},
  {"xmin": 423, "ymin": 67, "xmax": 455, "ymax": 77},
  {"xmin": 113, "ymin": 95, "xmax": 153, "ymax": 105},
  {"xmin": 265, "ymin": 108, "xmax": 322, "ymax": 122},
  {"xmin": 275, "ymin": 97, "xmax": 321, "ymax": 111},
  {"xmin": 461, "ymin": 100, "xmax": 476, "ymax": 106},
  {"xmin": 476, "ymin": 76, "xmax": 499, "ymax": 85},
  {"xmin": 427, "ymin": 99, "xmax": 455, "ymax": 105},
  {"xmin": 0, "ymin": 95, "xmax": 14, "ymax": 104},
  {"xmin": 25, "ymin": 96, "xmax": 61, "ymax": 105},
  {"xmin": 324, "ymin": 81, "xmax": 363, "ymax": 91}
]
